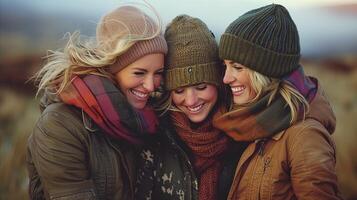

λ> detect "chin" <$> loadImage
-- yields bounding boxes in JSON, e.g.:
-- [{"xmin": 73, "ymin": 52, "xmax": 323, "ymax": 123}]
[
  {"xmin": 233, "ymin": 98, "xmax": 248, "ymax": 105},
  {"xmin": 130, "ymin": 102, "xmax": 147, "ymax": 110},
  {"xmin": 188, "ymin": 115, "xmax": 207, "ymax": 124}
]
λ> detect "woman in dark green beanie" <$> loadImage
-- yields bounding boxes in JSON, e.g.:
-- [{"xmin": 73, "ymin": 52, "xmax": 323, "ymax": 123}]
[
  {"xmin": 213, "ymin": 4, "xmax": 342, "ymax": 200},
  {"xmin": 135, "ymin": 15, "xmax": 247, "ymax": 200}
]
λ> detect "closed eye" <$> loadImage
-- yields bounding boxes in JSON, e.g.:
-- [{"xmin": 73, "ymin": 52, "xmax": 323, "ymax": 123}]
[
  {"xmin": 134, "ymin": 71, "xmax": 145, "ymax": 75},
  {"xmin": 196, "ymin": 83, "xmax": 207, "ymax": 90},
  {"xmin": 232, "ymin": 63, "xmax": 243, "ymax": 70},
  {"xmin": 174, "ymin": 88, "xmax": 184, "ymax": 94}
]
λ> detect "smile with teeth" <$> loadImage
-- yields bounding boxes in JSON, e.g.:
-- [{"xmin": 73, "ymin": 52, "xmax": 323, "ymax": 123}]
[
  {"xmin": 187, "ymin": 104, "xmax": 204, "ymax": 113},
  {"xmin": 231, "ymin": 86, "xmax": 245, "ymax": 95},
  {"xmin": 131, "ymin": 89, "xmax": 149, "ymax": 99}
]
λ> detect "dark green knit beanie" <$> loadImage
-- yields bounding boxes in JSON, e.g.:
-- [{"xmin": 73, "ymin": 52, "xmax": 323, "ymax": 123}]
[
  {"xmin": 219, "ymin": 4, "xmax": 300, "ymax": 78},
  {"xmin": 164, "ymin": 15, "xmax": 221, "ymax": 90}
]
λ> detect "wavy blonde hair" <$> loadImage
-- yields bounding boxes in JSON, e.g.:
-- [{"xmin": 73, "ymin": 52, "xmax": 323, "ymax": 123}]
[
  {"xmin": 33, "ymin": 2, "xmax": 162, "ymax": 96},
  {"xmin": 244, "ymin": 69, "xmax": 309, "ymax": 124}
]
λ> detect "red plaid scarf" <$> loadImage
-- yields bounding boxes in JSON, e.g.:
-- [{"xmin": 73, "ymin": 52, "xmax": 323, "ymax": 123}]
[
  {"xmin": 171, "ymin": 111, "xmax": 230, "ymax": 200},
  {"xmin": 59, "ymin": 75, "xmax": 158, "ymax": 144}
]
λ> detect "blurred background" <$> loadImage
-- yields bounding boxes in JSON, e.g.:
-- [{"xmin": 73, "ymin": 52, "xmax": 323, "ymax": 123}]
[{"xmin": 0, "ymin": 0, "xmax": 356, "ymax": 199}]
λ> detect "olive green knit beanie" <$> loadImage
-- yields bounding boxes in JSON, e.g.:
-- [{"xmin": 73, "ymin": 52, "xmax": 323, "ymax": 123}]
[
  {"xmin": 219, "ymin": 4, "xmax": 300, "ymax": 78},
  {"xmin": 164, "ymin": 15, "xmax": 221, "ymax": 90}
]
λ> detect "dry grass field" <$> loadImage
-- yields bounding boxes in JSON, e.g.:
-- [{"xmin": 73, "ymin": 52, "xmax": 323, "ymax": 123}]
[
  {"xmin": 303, "ymin": 57, "xmax": 357, "ymax": 199},
  {"xmin": 0, "ymin": 88, "xmax": 40, "ymax": 199}
]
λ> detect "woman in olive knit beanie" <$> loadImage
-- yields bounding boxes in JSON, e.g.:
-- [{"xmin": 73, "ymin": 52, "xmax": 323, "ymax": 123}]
[
  {"xmin": 135, "ymin": 15, "xmax": 247, "ymax": 200},
  {"xmin": 214, "ymin": 4, "xmax": 342, "ymax": 199}
]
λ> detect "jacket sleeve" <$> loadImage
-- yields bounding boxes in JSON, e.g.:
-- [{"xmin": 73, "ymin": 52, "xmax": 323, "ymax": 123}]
[
  {"xmin": 135, "ymin": 145, "xmax": 157, "ymax": 200},
  {"xmin": 289, "ymin": 120, "xmax": 342, "ymax": 200},
  {"xmin": 27, "ymin": 110, "xmax": 97, "ymax": 200}
]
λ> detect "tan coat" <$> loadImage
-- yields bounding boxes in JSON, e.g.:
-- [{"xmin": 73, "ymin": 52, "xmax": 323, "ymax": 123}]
[{"xmin": 227, "ymin": 86, "xmax": 343, "ymax": 200}]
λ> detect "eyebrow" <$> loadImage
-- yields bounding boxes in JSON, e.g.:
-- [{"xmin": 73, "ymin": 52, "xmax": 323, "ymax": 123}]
[{"xmin": 132, "ymin": 68, "xmax": 148, "ymax": 72}]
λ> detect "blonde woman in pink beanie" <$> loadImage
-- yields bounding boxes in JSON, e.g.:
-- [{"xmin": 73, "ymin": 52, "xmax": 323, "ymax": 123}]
[{"xmin": 26, "ymin": 5, "xmax": 167, "ymax": 199}]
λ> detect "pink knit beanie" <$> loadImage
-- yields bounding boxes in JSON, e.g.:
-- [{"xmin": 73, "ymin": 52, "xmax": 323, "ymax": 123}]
[{"xmin": 96, "ymin": 6, "xmax": 168, "ymax": 73}]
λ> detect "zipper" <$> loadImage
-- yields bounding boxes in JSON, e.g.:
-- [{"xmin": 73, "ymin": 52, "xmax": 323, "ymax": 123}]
[
  {"xmin": 258, "ymin": 157, "xmax": 271, "ymax": 200},
  {"xmin": 257, "ymin": 139, "xmax": 270, "ymax": 200},
  {"xmin": 263, "ymin": 158, "xmax": 271, "ymax": 173},
  {"xmin": 229, "ymin": 140, "xmax": 270, "ymax": 199},
  {"xmin": 258, "ymin": 139, "xmax": 267, "ymax": 156}
]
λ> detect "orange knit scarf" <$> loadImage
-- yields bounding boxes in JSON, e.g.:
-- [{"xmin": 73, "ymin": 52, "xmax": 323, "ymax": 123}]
[{"xmin": 171, "ymin": 111, "xmax": 230, "ymax": 200}]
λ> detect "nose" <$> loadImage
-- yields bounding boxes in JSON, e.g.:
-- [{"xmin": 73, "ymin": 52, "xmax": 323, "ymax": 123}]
[
  {"xmin": 223, "ymin": 66, "xmax": 234, "ymax": 84},
  {"xmin": 184, "ymin": 89, "xmax": 198, "ymax": 106},
  {"xmin": 143, "ymin": 75, "xmax": 155, "ymax": 92}
]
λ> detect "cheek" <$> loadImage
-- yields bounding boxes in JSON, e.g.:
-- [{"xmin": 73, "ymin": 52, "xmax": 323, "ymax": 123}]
[
  {"xmin": 242, "ymin": 75, "xmax": 256, "ymax": 99},
  {"xmin": 171, "ymin": 92, "xmax": 183, "ymax": 107},
  {"xmin": 202, "ymin": 87, "xmax": 218, "ymax": 104},
  {"xmin": 117, "ymin": 78, "xmax": 136, "ymax": 91},
  {"xmin": 115, "ymin": 70, "xmax": 133, "ymax": 91},
  {"xmin": 248, "ymin": 86, "xmax": 257, "ymax": 99},
  {"xmin": 243, "ymin": 77, "xmax": 254, "ymax": 93},
  {"xmin": 154, "ymin": 76, "xmax": 162, "ymax": 88},
  {"xmin": 235, "ymin": 72, "xmax": 244, "ymax": 81}
]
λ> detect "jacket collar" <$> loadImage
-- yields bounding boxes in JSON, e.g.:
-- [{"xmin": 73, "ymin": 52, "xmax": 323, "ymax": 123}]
[
  {"xmin": 82, "ymin": 109, "xmax": 98, "ymax": 132},
  {"xmin": 271, "ymin": 130, "xmax": 286, "ymax": 141},
  {"xmin": 270, "ymin": 80, "xmax": 336, "ymax": 141}
]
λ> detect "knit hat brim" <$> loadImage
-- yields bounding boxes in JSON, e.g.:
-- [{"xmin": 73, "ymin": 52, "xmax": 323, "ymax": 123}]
[
  {"xmin": 165, "ymin": 62, "xmax": 221, "ymax": 90},
  {"xmin": 219, "ymin": 33, "xmax": 300, "ymax": 78},
  {"xmin": 96, "ymin": 6, "xmax": 168, "ymax": 74},
  {"xmin": 109, "ymin": 35, "xmax": 167, "ymax": 74}
]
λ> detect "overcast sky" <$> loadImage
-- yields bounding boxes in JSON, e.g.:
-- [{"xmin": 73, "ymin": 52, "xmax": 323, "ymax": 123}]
[
  {"xmin": 4, "ymin": 0, "xmax": 357, "ymax": 16},
  {"xmin": 1, "ymin": 0, "xmax": 357, "ymax": 56}
]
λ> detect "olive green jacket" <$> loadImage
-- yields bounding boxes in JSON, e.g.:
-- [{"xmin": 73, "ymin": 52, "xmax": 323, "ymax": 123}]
[{"xmin": 26, "ymin": 94, "xmax": 141, "ymax": 200}]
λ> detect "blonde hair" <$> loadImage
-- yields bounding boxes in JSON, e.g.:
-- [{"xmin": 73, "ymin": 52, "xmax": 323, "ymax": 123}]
[
  {"xmin": 245, "ymin": 69, "xmax": 309, "ymax": 124},
  {"xmin": 33, "ymin": 3, "xmax": 162, "ymax": 96},
  {"xmin": 155, "ymin": 92, "xmax": 181, "ymax": 116}
]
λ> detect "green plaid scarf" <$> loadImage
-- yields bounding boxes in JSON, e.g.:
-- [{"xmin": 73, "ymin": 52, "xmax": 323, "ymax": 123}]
[{"xmin": 213, "ymin": 66, "xmax": 317, "ymax": 141}]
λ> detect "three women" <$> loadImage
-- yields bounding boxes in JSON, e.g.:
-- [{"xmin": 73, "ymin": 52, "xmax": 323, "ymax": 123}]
[{"xmin": 28, "ymin": 3, "xmax": 342, "ymax": 200}]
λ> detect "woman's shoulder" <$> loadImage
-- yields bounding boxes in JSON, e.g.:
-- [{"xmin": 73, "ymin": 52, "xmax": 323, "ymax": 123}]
[
  {"xmin": 38, "ymin": 102, "xmax": 82, "ymax": 126},
  {"xmin": 283, "ymin": 118, "xmax": 335, "ymax": 154},
  {"xmin": 286, "ymin": 118, "xmax": 331, "ymax": 139},
  {"xmin": 33, "ymin": 102, "xmax": 87, "ymax": 141}
]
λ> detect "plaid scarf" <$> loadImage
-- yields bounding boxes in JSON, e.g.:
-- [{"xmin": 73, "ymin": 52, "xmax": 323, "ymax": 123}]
[
  {"xmin": 59, "ymin": 75, "xmax": 158, "ymax": 144},
  {"xmin": 171, "ymin": 111, "xmax": 230, "ymax": 200},
  {"xmin": 213, "ymin": 65, "xmax": 317, "ymax": 141}
]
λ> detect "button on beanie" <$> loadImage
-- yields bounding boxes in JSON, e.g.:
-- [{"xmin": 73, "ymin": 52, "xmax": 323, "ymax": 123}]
[
  {"xmin": 164, "ymin": 15, "xmax": 222, "ymax": 90},
  {"xmin": 96, "ymin": 6, "xmax": 168, "ymax": 74},
  {"xmin": 219, "ymin": 4, "xmax": 300, "ymax": 78}
]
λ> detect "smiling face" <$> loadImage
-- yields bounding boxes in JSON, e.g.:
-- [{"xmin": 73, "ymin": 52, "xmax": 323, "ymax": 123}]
[
  {"xmin": 223, "ymin": 60, "xmax": 257, "ymax": 105},
  {"xmin": 115, "ymin": 53, "xmax": 164, "ymax": 109},
  {"xmin": 171, "ymin": 83, "xmax": 218, "ymax": 123}
]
